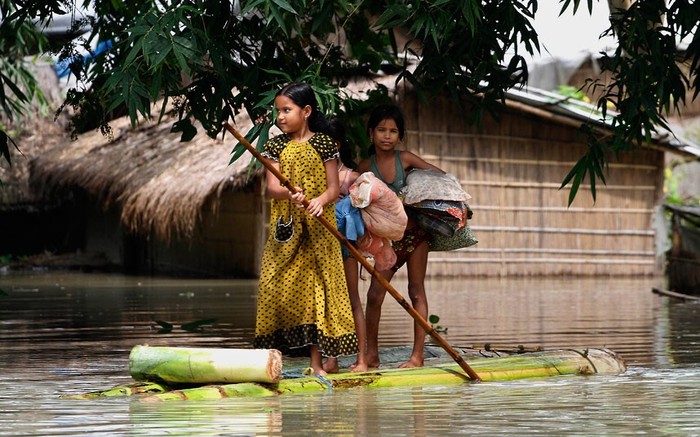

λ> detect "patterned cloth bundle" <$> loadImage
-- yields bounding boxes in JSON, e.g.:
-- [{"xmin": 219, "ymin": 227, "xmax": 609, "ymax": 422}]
[{"xmin": 400, "ymin": 170, "xmax": 478, "ymax": 251}]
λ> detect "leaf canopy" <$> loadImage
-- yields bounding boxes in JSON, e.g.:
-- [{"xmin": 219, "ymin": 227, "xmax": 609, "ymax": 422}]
[{"xmin": 1, "ymin": 0, "xmax": 699, "ymax": 204}]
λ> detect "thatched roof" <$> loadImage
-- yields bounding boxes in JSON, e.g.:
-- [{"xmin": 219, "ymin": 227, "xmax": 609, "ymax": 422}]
[
  {"xmin": 0, "ymin": 117, "xmax": 69, "ymax": 207},
  {"xmin": 29, "ymin": 108, "xmax": 260, "ymax": 241},
  {"xmin": 0, "ymin": 62, "xmax": 72, "ymax": 208}
]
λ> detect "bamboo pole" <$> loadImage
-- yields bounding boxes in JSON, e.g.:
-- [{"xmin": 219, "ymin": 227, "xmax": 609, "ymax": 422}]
[
  {"xmin": 651, "ymin": 287, "xmax": 700, "ymax": 301},
  {"xmin": 223, "ymin": 122, "xmax": 481, "ymax": 382}
]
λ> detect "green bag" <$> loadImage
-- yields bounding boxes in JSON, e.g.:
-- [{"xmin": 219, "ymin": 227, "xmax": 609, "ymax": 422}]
[{"xmin": 428, "ymin": 225, "xmax": 478, "ymax": 252}]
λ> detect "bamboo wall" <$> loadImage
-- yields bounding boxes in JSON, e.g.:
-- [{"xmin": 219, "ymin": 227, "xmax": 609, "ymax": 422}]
[{"xmin": 398, "ymin": 95, "xmax": 665, "ymax": 277}]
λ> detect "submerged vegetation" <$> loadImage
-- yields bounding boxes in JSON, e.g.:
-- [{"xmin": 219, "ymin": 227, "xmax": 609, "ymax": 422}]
[{"xmin": 152, "ymin": 318, "xmax": 219, "ymax": 334}]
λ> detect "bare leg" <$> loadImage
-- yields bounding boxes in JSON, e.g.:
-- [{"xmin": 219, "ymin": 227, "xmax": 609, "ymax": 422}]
[
  {"xmin": 399, "ymin": 241, "xmax": 430, "ymax": 369},
  {"xmin": 365, "ymin": 268, "xmax": 394, "ymax": 368},
  {"xmin": 310, "ymin": 345, "xmax": 327, "ymax": 376},
  {"xmin": 345, "ymin": 258, "xmax": 369, "ymax": 372},
  {"xmin": 323, "ymin": 357, "xmax": 339, "ymax": 374},
  {"xmin": 323, "ymin": 257, "xmax": 366, "ymax": 373}
]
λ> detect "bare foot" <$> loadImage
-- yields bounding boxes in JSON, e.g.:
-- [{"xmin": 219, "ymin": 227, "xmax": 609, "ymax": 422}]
[
  {"xmin": 312, "ymin": 365, "xmax": 328, "ymax": 377},
  {"xmin": 323, "ymin": 358, "xmax": 339, "ymax": 374},
  {"xmin": 398, "ymin": 357, "xmax": 424, "ymax": 369},
  {"xmin": 366, "ymin": 354, "xmax": 381, "ymax": 369},
  {"xmin": 349, "ymin": 362, "xmax": 369, "ymax": 372}
]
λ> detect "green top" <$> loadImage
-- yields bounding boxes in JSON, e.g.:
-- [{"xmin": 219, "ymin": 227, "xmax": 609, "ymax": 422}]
[{"xmin": 369, "ymin": 150, "xmax": 405, "ymax": 194}]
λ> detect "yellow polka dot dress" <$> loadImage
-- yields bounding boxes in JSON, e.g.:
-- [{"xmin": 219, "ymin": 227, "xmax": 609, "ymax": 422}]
[{"xmin": 254, "ymin": 133, "xmax": 359, "ymax": 358}]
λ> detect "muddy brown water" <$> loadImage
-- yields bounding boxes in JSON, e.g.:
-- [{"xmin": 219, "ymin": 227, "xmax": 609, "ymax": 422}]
[{"xmin": 1, "ymin": 272, "xmax": 699, "ymax": 436}]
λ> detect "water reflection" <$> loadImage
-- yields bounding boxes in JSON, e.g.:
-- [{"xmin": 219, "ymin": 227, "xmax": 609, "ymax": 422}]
[{"xmin": 1, "ymin": 272, "xmax": 699, "ymax": 436}]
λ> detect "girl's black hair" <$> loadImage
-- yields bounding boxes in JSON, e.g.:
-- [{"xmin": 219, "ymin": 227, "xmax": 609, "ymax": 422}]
[
  {"xmin": 277, "ymin": 82, "xmax": 323, "ymax": 129},
  {"xmin": 332, "ymin": 118, "xmax": 357, "ymax": 169},
  {"xmin": 366, "ymin": 104, "xmax": 405, "ymax": 156},
  {"xmin": 276, "ymin": 83, "xmax": 350, "ymax": 160}
]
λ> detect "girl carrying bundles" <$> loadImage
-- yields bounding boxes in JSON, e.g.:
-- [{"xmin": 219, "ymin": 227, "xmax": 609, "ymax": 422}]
[{"xmin": 358, "ymin": 104, "xmax": 444, "ymax": 369}]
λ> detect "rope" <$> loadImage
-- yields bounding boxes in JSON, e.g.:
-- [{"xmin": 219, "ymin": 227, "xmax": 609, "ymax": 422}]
[
  {"xmin": 313, "ymin": 374, "xmax": 334, "ymax": 391},
  {"xmin": 570, "ymin": 348, "xmax": 599, "ymax": 374}
]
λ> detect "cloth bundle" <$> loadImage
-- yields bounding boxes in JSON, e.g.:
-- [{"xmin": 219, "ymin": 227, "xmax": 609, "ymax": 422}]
[
  {"xmin": 348, "ymin": 172, "xmax": 408, "ymax": 270},
  {"xmin": 411, "ymin": 199, "xmax": 470, "ymax": 237},
  {"xmin": 336, "ymin": 196, "xmax": 365, "ymax": 241},
  {"xmin": 400, "ymin": 169, "xmax": 478, "ymax": 251}
]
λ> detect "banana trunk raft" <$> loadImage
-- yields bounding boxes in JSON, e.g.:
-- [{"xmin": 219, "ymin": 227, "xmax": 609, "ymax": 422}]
[{"xmin": 61, "ymin": 345, "xmax": 627, "ymax": 402}]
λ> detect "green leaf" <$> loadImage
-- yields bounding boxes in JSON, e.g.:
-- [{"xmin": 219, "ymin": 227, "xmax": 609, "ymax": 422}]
[
  {"xmin": 0, "ymin": 131, "xmax": 12, "ymax": 166},
  {"xmin": 127, "ymin": 24, "xmax": 151, "ymax": 37},
  {"xmin": 0, "ymin": 72, "xmax": 28, "ymax": 102},
  {"xmin": 560, "ymin": 158, "xmax": 587, "ymax": 207},
  {"xmin": 154, "ymin": 320, "xmax": 173, "ymax": 333},
  {"xmin": 0, "ymin": 130, "xmax": 21, "ymax": 166},
  {"xmin": 171, "ymin": 119, "xmax": 198, "ymax": 142},
  {"xmin": 268, "ymin": 3, "xmax": 289, "ymax": 36},
  {"xmin": 123, "ymin": 39, "xmax": 144, "ymax": 68},
  {"xmin": 229, "ymin": 141, "xmax": 248, "ymax": 165},
  {"xmin": 271, "ymin": 0, "xmax": 298, "ymax": 15},
  {"xmin": 229, "ymin": 122, "xmax": 261, "ymax": 164},
  {"xmin": 147, "ymin": 42, "xmax": 172, "ymax": 70},
  {"xmin": 256, "ymin": 123, "xmax": 271, "ymax": 154},
  {"xmin": 242, "ymin": 0, "xmax": 267, "ymax": 15},
  {"xmin": 181, "ymin": 318, "xmax": 217, "ymax": 331}
]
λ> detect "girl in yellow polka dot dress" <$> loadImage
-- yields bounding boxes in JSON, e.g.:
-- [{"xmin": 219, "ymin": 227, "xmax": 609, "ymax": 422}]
[{"xmin": 254, "ymin": 82, "xmax": 359, "ymax": 376}]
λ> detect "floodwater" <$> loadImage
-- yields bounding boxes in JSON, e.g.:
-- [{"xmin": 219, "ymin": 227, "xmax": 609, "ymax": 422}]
[{"xmin": 0, "ymin": 271, "xmax": 699, "ymax": 436}]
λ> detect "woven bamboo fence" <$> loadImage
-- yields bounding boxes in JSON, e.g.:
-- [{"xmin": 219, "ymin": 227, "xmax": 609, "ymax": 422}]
[{"xmin": 397, "ymin": 94, "xmax": 664, "ymax": 277}]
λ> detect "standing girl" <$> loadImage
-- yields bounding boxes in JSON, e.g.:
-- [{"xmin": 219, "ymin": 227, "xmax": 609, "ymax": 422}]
[
  {"xmin": 358, "ymin": 104, "xmax": 444, "ymax": 369},
  {"xmin": 323, "ymin": 144, "xmax": 369, "ymax": 373},
  {"xmin": 254, "ymin": 82, "xmax": 358, "ymax": 376}
]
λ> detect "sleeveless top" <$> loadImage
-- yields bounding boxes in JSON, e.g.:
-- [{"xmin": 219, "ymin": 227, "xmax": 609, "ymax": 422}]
[{"xmin": 369, "ymin": 150, "xmax": 406, "ymax": 194}]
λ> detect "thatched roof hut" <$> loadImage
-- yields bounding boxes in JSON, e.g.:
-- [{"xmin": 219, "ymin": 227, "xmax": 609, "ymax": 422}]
[
  {"xmin": 28, "ymin": 107, "xmax": 265, "ymax": 277},
  {"xmin": 30, "ymin": 109, "xmax": 258, "ymax": 241}
]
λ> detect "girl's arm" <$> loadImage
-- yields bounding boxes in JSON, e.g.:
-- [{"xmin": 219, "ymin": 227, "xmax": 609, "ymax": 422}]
[
  {"xmin": 339, "ymin": 166, "xmax": 362, "ymax": 186},
  {"xmin": 401, "ymin": 151, "xmax": 445, "ymax": 173},
  {"xmin": 357, "ymin": 158, "xmax": 371, "ymax": 173},
  {"xmin": 294, "ymin": 159, "xmax": 340, "ymax": 216}
]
